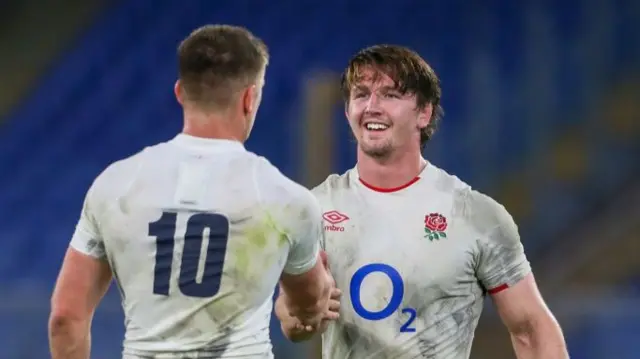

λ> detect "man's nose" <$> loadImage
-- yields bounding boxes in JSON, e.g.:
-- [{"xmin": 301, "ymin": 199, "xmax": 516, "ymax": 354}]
[{"xmin": 364, "ymin": 94, "xmax": 382, "ymax": 113}]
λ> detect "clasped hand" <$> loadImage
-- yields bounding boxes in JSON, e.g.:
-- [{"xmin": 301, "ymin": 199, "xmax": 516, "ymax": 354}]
[{"xmin": 277, "ymin": 251, "xmax": 341, "ymax": 340}]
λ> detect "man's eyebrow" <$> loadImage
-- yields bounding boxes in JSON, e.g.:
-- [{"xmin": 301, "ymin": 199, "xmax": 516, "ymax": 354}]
[
  {"xmin": 352, "ymin": 84, "xmax": 370, "ymax": 92},
  {"xmin": 378, "ymin": 85, "xmax": 401, "ymax": 91}
]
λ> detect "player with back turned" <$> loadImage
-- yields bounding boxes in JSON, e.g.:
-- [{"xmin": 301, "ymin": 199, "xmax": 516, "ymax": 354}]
[
  {"xmin": 276, "ymin": 45, "xmax": 569, "ymax": 358},
  {"xmin": 48, "ymin": 25, "xmax": 334, "ymax": 359}
]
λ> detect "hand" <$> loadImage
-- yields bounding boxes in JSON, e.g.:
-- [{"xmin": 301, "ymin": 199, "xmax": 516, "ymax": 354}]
[
  {"xmin": 293, "ymin": 250, "xmax": 341, "ymax": 331},
  {"xmin": 285, "ymin": 250, "xmax": 335, "ymax": 328},
  {"xmin": 319, "ymin": 285, "xmax": 341, "ymax": 330},
  {"xmin": 320, "ymin": 250, "xmax": 329, "ymax": 269},
  {"xmin": 278, "ymin": 286, "xmax": 341, "ymax": 341},
  {"xmin": 283, "ymin": 287, "xmax": 328, "ymax": 329},
  {"xmin": 276, "ymin": 249, "xmax": 341, "ymax": 341},
  {"xmin": 318, "ymin": 250, "xmax": 341, "ymax": 328}
]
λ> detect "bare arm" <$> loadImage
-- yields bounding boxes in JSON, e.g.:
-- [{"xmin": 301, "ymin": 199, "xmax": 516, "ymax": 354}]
[
  {"xmin": 274, "ymin": 183, "xmax": 334, "ymax": 327},
  {"xmin": 49, "ymin": 248, "xmax": 112, "ymax": 359},
  {"xmin": 279, "ymin": 251, "xmax": 333, "ymax": 326},
  {"xmin": 492, "ymin": 273, "xmax": 568, "ymax": 359},
  {"xmin": 274, "ymin": 290, "xmax": 315, "ymax": 342},
  {"xmin": 275, "ymin": 284, "xmax": 340, "ymax": 342},
  {"xmin": 277, "ymin": 251, "xmax": 341, "ymax": 342},
  {"xmin": 467, "ymin": 192, "xmax": 568, "ymax": 359}
]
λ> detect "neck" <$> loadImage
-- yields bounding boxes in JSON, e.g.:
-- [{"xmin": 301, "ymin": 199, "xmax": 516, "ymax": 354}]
[
  {"xmin": 182, "ymin": 110, "xmax": 244, "ymax": 142},
  {"xmin": 356, "ymin": 146, "xmax": 426, "ymax": 189}
]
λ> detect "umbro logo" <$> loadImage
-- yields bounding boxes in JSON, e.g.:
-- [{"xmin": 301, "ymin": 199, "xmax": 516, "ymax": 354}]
[
  {"xmin": 322, "ymin": 210, "xmax": 349, "ymax": 232},
  {"xmin": 323, "ymin": 210, "xmax": 349, "ymax": 224}
]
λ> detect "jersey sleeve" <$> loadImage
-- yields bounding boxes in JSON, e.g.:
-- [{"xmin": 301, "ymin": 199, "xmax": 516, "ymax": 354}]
[
  {"xmin": 253, "ymin": 158, "xmax": 322, "ymax": 276},
  {"xmin": 473, "ymin": 194, "xmax": 531, "ymax": 294},
  {"xmin": 281, "ymin": 190, "xmax": 322, "ymax": 275},
  {"xmin": 310, "ymin": 184, "xmax": 328, "ymax": 252},
  {"xmin": 69, "ymin": 179, "xmax": 106, "ymax": 259}
]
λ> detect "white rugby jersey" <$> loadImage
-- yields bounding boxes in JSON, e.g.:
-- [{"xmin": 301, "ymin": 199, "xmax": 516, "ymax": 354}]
[
  {"xmin": 70, "ymin": 134, "xmax": 322, "ymax": 358},
  {"xmin": 313, "ymin": 163, "xmax": 531, "ymax": 359}
]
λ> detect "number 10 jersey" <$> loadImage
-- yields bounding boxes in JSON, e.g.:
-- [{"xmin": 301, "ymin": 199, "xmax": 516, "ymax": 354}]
[{"xmin": 69, "ymin": 134, "xmax": 322, "ymax": 358}]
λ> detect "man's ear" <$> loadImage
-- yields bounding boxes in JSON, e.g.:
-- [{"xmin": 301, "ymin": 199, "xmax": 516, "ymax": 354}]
[
  {"xmin": 174, "ymin": 80, "xmax": 184, "ymax": 106},
  {"xmin": 417, "ymin": 103, "xmax": 433, "ymax": 129},
  {"xmin": 242, "ymin": 84, "xmax": 257, "ymax": 115}
]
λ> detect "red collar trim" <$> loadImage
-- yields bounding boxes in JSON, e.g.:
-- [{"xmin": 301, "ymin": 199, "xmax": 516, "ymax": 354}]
[{"xmin": 359, "ymin": 176, "xmax": 421, "ymax": 193}]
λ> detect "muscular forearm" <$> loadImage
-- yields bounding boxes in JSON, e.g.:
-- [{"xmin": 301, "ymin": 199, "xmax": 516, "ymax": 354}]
[
  {"xmin": 510, "ymin": 319, "xmax": 568, "ymax": 359},
  {"xmin": 49, "ymin": 316, "xmax": 90, "ymax": 359}
]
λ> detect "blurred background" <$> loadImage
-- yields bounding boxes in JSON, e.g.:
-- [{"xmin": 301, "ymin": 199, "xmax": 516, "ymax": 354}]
[{"xmin": 0, "ymin": 0, "xmax": 638, "ymax": 358}]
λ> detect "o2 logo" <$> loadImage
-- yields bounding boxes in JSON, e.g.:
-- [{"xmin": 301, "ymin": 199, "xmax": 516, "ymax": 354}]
[{"xmin": 349, "ymin": 263, "xmax": 417, "ymax": 333}]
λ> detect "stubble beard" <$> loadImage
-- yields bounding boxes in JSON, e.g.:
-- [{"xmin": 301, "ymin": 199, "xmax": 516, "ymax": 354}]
[{"xmin": 360, "ymin": 139, "xmax": 394, "ymax": 159}]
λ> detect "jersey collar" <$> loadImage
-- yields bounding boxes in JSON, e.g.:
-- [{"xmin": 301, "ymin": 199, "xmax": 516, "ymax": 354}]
[
  {"xmin": 353, "ymin": 161, "xmax": 438, "ymax": 193},
  {"xmin": 170, "ymin": 133, "xmax": 246, "ymax": 152}
]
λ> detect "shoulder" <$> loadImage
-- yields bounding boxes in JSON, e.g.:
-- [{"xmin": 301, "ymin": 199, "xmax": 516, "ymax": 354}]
[
  {"xmin": 455, "ymin": 189, "xmax": 519, "ymax": 248},
  {"xmin": 89, "ymin": 148, "xmax": 149, "ymax": 199},
  {"xmin": 431, "ymin": 165, "xmax": 517, "ymax": 240},
  {"xmin": 427, "ymin": 163, "xmax": 472, "ymax": 196},
  {"xmin": 311, "ymin": 169, "xmax": 354, "ymax": 201},
  {"xmin": 456, "ymin": 188, "xmax": 514, "ymax": 235},
  {"xmin": 252, "ymin": 155, "xmax": 318, "ymax": 210}
]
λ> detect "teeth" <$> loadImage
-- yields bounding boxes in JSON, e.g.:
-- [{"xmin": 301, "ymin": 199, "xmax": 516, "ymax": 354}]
[{"xmin": 365, "ymin": 123, "xmax": 389, "ymax": 130}]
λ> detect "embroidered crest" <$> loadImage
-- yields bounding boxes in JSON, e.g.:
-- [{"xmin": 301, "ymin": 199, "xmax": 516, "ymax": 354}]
[{"xmin": 424, "ymin": 213, "xmax": 448, "ymax": 241}]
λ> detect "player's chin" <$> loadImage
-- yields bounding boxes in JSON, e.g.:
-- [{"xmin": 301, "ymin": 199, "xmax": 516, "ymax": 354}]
[{"xmin": 360, "ymin": 141, "xmax": 392, "ymax": 158}]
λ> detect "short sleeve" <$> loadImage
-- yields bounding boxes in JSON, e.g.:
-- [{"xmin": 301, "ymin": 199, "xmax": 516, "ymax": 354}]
[
  {"xmin": 69, "ymin": 181, "xmax": 106, "ymax": 259},
  {"xmin": 311, "ymin": 185, "xmax": 327, "ymax": 252},
  {"xmin": 252, "ymin": 157, "xmax": 321, "ymax": 275},
  {"xmin": 474, "ymin": 196, "xmax": 531, "ymax": 294},
  {"xmin": 282, "ymin": 190, "xmax": 322, "ymax": 275}
]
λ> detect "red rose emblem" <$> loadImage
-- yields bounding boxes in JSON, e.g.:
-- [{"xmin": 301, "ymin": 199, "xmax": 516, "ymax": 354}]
[{"xmin": 425, "ymin": 213, "xmax": 447, "ymax": 232}]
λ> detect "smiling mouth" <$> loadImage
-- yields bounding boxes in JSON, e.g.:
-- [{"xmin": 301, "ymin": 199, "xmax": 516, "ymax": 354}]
[{"xmin": 364, "ymin": 122, "xmax": 390, "ymax": 131}]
